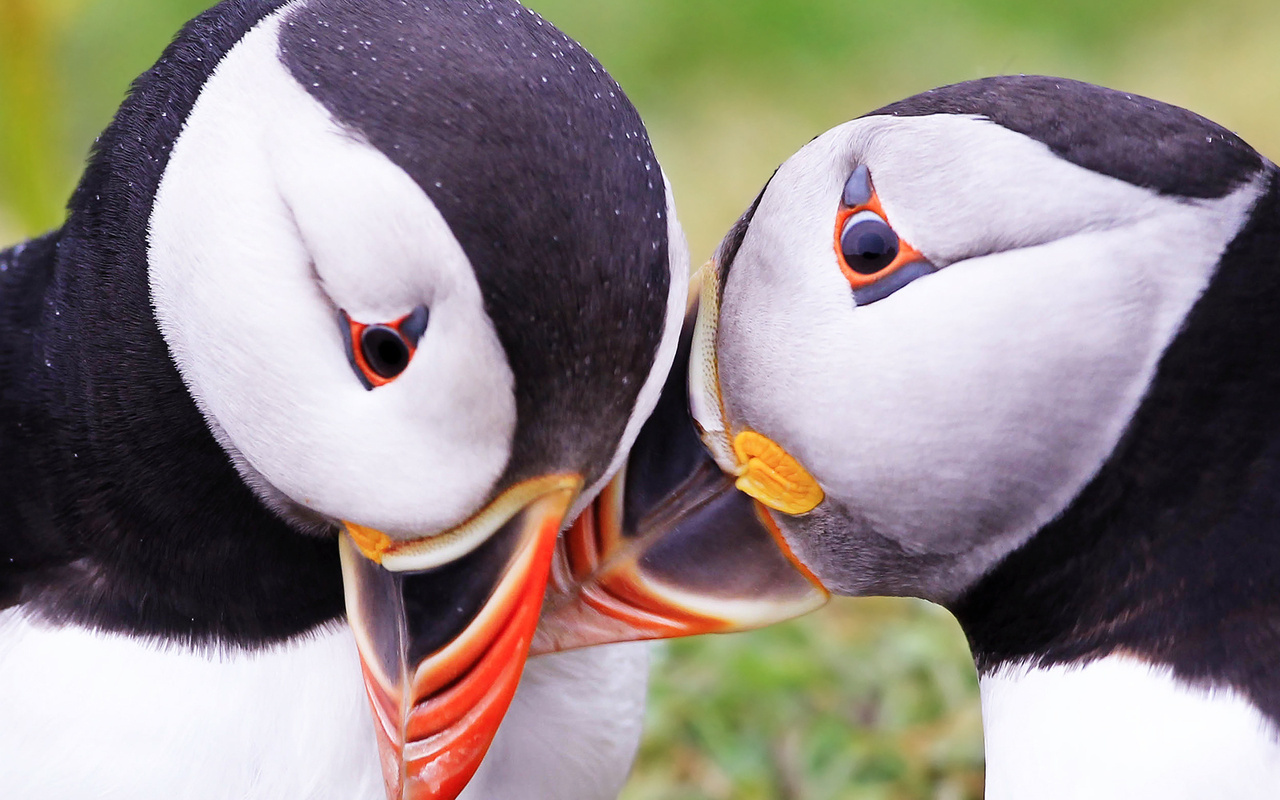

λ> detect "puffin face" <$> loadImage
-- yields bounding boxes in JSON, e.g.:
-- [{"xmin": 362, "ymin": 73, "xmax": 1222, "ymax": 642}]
[
  {"xmin": 685, "ymin": 77, "xmax": 1269, "ymax": 603},
  {"xmin": 151, "ymin": 57, "xmax": 518, "ymax": 538},
  {"xmin": 144, "ymin": 2, "xmax": 686, "ymax": 798}
]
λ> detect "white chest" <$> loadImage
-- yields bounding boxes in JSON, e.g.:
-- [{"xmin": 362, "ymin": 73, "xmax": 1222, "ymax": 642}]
[
  {"xmin": 461, "ymin": 642, "xmax": 650, "ymax": 800},
  {"xmin": 980, "ymin": 656, "xmax": 1280, "ymax": 800},
  {"xmin": 0, "ymin": 609, "xmax": 650, "ymax": 800},
  {"xmin": 0, "ymin": 609, "xmax": 382, "ymax": 800}
]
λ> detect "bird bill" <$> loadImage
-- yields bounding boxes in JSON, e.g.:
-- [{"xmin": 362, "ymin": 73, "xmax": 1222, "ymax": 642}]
[
  {"xmin": 534, "ymin": 454, "xmax": 830, "ymax": 656},
  {"xmin": 534, "ymin": 299, "xmax": 831, "ymax": 655},
  {"xmin": 335, "ymin": 298, "xmax": 832, "ymax": 800},
  {"xmin": 337, "ymin": 427, "xmax": 828, "ymax": 800},
  {"xmin": 340, "ymin": 485, "xmax": 578, "ymax": 800}
]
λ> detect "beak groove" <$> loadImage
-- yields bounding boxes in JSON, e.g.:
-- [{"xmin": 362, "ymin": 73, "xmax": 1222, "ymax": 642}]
[
  {"xmin": 558, "ymin": 459, "xmax": 745, "ymax": 638},
  {"xmin": 341, "ymin": 482, "xmax": 580, "ymax": 800},
  {"xmin": 534, "ymin": 298, "xmax": 830, "ymax": 657}
]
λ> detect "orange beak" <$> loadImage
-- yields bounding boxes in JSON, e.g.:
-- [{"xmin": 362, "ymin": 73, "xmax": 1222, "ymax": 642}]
[
  {"xmin": 533, "ymin": 303, "xmax": 830, "ymax": 656},
  {"xmin": 340, "ymin": 285, "xmax": 827, "ymax": 799},
  {"xmin": 534, "ymin": 463, "xmax": 828, "ymax": 655},
  {"xmin": 340, "ymin": 480, "xmax": 580, "ymax": 800}
]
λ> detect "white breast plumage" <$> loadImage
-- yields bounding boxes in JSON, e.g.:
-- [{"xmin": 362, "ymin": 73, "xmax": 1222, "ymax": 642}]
[
  {"xmin": 0, "ymin": 609, "xmax": 381, "ymax": 799},
  {"xmin": 0, "ymin": 609, "xmax": 651, "ymax": 800},
  {"xmin": 981, "ymin": 657, "xmax": 1280, "ymax": 800}
]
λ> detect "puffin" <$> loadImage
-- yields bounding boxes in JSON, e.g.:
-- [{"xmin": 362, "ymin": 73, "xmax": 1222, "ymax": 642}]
[
  {"xmin": 0, "ymin": 1, "xmax": 694, "ymax": 798},
  {"xmin": 550, "ymin": 76, "xmax": 1280, "ymax": 798}
]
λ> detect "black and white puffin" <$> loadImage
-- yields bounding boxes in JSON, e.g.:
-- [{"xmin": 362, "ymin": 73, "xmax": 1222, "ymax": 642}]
[
  {"xmin": 553, "ymin": 76, "xmax": 1280, "ymax": 797},
  {"xmin": 0, "ymin": 1, "xmax": 695, "ymax": 798}
]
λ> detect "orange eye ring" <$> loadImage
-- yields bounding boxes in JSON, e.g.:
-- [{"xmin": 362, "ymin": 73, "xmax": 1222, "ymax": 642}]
[
  {"xmin": 342, "ymin": 306, "xmax": 429, "ymax": 390},
  {"xmin": 834, "ymin": 198, "xmax": 925, "ymax": 291}
]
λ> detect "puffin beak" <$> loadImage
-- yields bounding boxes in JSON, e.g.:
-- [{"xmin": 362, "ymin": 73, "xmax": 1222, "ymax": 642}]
[
  {"xmin": 534, "ymin": 280, "xmax": 830, "ymax": 655},
  {"xmin": 339, "ymin": 475, "xmax": 582, "ymax": 800},
  {"xmin": 534, "ymin": 456, "xmax": 828, "ymax": 654}
]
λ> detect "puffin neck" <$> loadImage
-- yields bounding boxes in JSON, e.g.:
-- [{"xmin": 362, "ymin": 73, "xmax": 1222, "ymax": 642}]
[
  {"xmin": 0, "ymin": 233, "xmax": 65, "ymax": 608},
  {"xmin": 0, "ymin": 0, "xmax": 344, "ymax": 649},
  {"xmin": 953, "ymin": 170, "xmax": 1280, "ymax": 724}
]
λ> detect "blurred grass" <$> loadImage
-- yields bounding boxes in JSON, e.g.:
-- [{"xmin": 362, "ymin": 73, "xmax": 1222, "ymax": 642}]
[
  {"xmin": 532, "ymin": 0, "xmax": 1280, "ymax": 260},
  {"xmin": 2, "ymin": 1, "xmax": 1279, "ymax": 797},
  {"xmin": 3, "ymin": 0, "xmax": 1279, "ymax": 254},
  {"xmin": 626, "ymin": 600, "xmax": 982, "ymax": 800}
]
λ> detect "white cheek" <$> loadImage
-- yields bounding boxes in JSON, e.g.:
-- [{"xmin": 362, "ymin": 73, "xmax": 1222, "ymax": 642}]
[
  {"xmin": 719, "ymin": 169, "xmax": 1258, "ymax": 560},
  {"xmin": 817, "ymin": 114, "xmax": 1197, "ymax": 265},
  {"xmin": 149, "ymin": 13, "xmax": 516, "ymax": 538},
  {"xmin": 815, "ymin": 236, "xmax": 1162, "ymax": 555}
]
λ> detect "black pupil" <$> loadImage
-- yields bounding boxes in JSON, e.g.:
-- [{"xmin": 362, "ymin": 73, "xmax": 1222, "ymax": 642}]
[
  {"xmin": 361, "ymin": 325, "xmax": 411, "ymax": 378},
  {"xmin": 841, "ymin": 217, "xmax": 899, "ymax": 274}
]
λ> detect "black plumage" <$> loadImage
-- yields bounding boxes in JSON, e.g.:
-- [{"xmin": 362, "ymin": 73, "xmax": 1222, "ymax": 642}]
[
  {"xmin": 280, "ymin": 0, "xmax": 670, "ymax": 489},
  {"xmin": 874, "ymin": 75, "xmax": 1263, "ymax": 200},
  {"xmin": 955, "ymin": 172, "xmax": 1280, "ymax": 724},
  {"xmin": 0, "ymin": 0, "xmax": 339, "ymax": 647},
  {"xmin": 0, "ymin": 0, "xmax": 671, "ymax": 651}
]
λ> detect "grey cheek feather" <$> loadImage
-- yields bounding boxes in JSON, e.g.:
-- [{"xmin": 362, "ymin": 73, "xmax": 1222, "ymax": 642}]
[
  {"xmin": 777, "ymin": 500, "xmax": 973, "ymax": 602},
  {"xmin": 786, "ymin": 496, "xmax": 1053, "ymax": 604}
]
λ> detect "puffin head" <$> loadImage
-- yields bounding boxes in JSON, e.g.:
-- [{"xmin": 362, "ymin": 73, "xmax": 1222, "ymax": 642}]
[
  {"xmin": 542, "ymin": 77, "xmax": 1277, "ymax": 649},
  {"xmin": 61, "ymin": 1, "xmax": 685, "ymax": 797},
  {"xmin": 688, "ymin": 75, "xmax": 1271, "ymax": 602}
]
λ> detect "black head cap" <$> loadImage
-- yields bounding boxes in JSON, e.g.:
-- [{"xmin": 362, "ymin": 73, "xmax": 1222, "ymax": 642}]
[
  {"xmin": 869, "ymin": 75, "xmax": 1264, "ymax": 199},
  {"xmin": 280, "ymin": 0, "xmax": 671, "ymax": 488}
]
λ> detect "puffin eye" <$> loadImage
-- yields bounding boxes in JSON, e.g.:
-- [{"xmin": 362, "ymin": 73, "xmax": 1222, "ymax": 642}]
[
  {"xmin": 361, "ymin": 325, "xmax": 411, "ymax": 379},
  {"xmin": 840, "ymin": 211, "xmax": 899, "ymax": 274},
  {"xmin": 340, "ymin": 306, "xmax": 429, "ymax": 390},
  {"xmin": 833, "ymin": 171, "xmax": 936, "ymax": 306}
]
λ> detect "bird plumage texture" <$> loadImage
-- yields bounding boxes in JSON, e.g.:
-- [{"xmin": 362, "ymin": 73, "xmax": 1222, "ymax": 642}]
[
  {"xmin": 0, "ymin": 1, "xmax": 684, "ymax": 797},
  {"xmin": 691, "ymin": 76, "xmax": 1280, "ymax": 796}
]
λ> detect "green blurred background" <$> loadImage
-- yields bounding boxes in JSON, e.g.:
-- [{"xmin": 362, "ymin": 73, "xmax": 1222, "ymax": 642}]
[{"xmin": 2, "ymin": 1, "xmax": 1277, "ymax": 797}]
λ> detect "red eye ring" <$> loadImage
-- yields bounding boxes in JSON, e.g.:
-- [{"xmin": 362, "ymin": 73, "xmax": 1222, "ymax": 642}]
[{"xmin": 341, "ymin": 306, "xmax": 429, "ymax": 390}]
